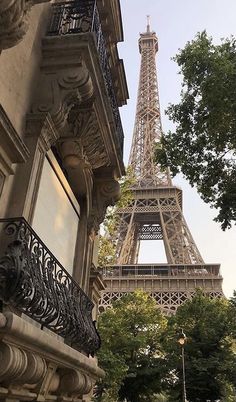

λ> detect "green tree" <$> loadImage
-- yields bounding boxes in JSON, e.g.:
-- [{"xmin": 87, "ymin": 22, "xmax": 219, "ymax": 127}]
[
  {"xmin": 98, "ymin": 167, "xmax": 135, "ymax": 267},
  {"xmin": 164, "ymin": 291, "xmax": 236, "ymax": 401},
  {"xmin": 156, "ymin": 31, "xmax": 236, "ymax": 229},
  {"xmin": 95, "ymin": 290, "xmax": 167, "ymax": 402}
]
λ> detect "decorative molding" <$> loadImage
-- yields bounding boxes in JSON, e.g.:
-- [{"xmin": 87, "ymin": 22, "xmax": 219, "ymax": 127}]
[
  {"xmin": 38, "ymin": 363, "xmax": 59, "ymax": 397},
  {"xmin": 0, "ymin": 312, "xmax": 105, "ymax": 400},
  {"xmin": 31, "ymin": 56, "xmax": 112, "ymax": 171},
  {"xmin": 0, "ymin": 343, "xmax": 28, "ymax": 382},
  {"xmin": 0, "ymin": 104, "xmax": 29, "ymax": 175},
  {"xmin": 32, "ymin": 81, "xmax": 110, "ymax": 171},
  {"xmin": 59, "ymin": 139, "xmax": 93, "ymax": 204},
  {"xmin": 59, "ymin": 369, "xmax": 93, "ymax": 396},
  {"xmin": 0, "ymin": 313, "xmax": 7, "ymax": 328},
  {"xmin": 0, "ymin": 171, "xmax": 5, "ymax": 196},
  {"xmin": 0, "ymin": 0, "xmax": 32, "ymax": 50},
  {"xmin": 0, "ymin": 342, "xmax": 47, "ymax": 385},
  {"xmin": 0, "ymin": 341, "xmax": 95, "ymax": 400},
  {"xmin": 0, "ymin": 312, "xmax": 105, "ymax": 379},
  {"xmin": 26, "ymin": 113, "xmax": 60, "ymax": 152},
  {"xmin": 99, "ymin": 179, "xmax": 121, "ymax": 201},
  {"xmin": 88, "ymin": 177, "xmax": 120, "ymax": 234},
  {"xmin": 19, "ymin": 351, "xmax": 47, "ymax": 385},
  {"xmin": 33, "ymin": 64, "xmax": 94, "ymax": 134},
  {"xmin": 0, "ymin": 0, "xmax": 50, "ymax": 50},
  {"xmin": 82, "ymin": 125, "xmax": 110, "ymax": 169},
  {"xmin": 61, "ymin": 108, "xmax": 110, "ymax": 170},
  {"xmin": 60, "ymin": 140, "xmax": 90, "ymax": 170}
]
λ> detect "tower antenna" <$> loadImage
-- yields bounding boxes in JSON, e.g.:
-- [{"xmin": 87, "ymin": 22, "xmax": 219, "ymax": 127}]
[{"xmin": 147, "ymin": 15, "xmax": 150, "ymax": 32}]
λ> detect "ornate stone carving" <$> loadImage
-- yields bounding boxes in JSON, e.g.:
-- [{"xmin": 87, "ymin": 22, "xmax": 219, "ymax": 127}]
[
  {"xmin": 0, "ymin": 0, "xmax": 32, "ymax": 50},
  {"xmin": 26, "ymin": 113, "xmax": 60, "ymax": 152},
  {"xmin": 0, "ymin": 343, "xmax": 28, "ymax": 383},
  {"xmin": 99, "ymin": 179, "xmax": 121, "ymax": 202},
  {"xmin": 88, "ymin": 178, "xmax": 121, "ymax": 234},
  {"xmin": 59, "ymin": 369, "xmax": 93, "ymax": 396},
  {"xmin": 0, "ymin": 313, "xmax": 7, "ymax": 328},
  {"xmin": 67, "ymin": 107, "xmax": 110, "ymax": 167},
  {"xmin": 0, "ymin": 342, "xmax": 47, "ymax": 387},
  {"xmin": 33, "ymin": 66, "xmax": 94, "ymax": 134},
  {"xmin": 68, "ymin": 108, "xmax": 94, "ymax": 139},
  {"xmin": 59, "ymin": 139, "xmax": 93, "ymax": 201},
  {"xmin": 60, "ymin": 140, "xmax": 90, "ymax": 170},
  {"xmin": 0, "ymin": 1, "xmax": 50, "ymax": 50},
  {"xmin": 82, "ymin": 125, "xmax": 110, "ymax": 169},
  {"xmin": 19, "ymin": 351, "xmax": 47, "ymax": 385},
  {"xmin": 33, "ymin": 35, "xmax": 111, "ymax": 170},
  {"xmin": 56, "ymin": 107, "xmax": 110, "ymax": 206}
]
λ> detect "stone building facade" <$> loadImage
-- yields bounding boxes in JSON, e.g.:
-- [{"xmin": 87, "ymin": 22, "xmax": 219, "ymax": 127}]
[{"xmin": 0, "ymin": 1, "xmax": 128, "ymax": 401}]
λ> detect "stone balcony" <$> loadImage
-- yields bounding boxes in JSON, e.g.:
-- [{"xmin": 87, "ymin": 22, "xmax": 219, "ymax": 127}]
[
  {"xmin": 47, "ymin": 0, "xmax": 125, "ymax": 156},
  {"xmin": 0, "ymin": 217, "xmax": 100, "ymax": 356},
  {"xmin": 0, "ymin": 217, "xmax": 103, "ymax": 401}
]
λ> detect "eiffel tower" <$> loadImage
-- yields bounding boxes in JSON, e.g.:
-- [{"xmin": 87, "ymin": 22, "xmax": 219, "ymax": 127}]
[{"xmin": 99, "ymin": 19, "xmax": 224, "ymax": 314}]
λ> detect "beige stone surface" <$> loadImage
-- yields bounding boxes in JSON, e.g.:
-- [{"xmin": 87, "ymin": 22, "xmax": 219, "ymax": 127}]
[
  {"xmin": 0, "ymin": 312, "xmax": 105, "ymax": 380},
  {"xmin": 0, "ymin": 3, "xmax": 50, "ymax": 137}
]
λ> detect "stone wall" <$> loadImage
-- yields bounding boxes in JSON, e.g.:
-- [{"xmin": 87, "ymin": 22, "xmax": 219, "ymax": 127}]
[{"xmin": 0, "ymin": 3, "xmax": 50, "ymax": 137}]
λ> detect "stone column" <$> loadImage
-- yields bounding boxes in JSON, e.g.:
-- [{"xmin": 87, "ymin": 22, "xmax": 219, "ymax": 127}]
[
  {"xmin": 85, "ymin": 176, "xmax": 120, "ymax": 304},
  {"xmin": 89, "ymin": 265, "xmax": 106, "ymax": 321}
]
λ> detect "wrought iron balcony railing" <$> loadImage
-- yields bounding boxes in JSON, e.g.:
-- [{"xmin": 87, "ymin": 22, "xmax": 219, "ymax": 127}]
[
  {"xmin": 47, "ymin": 0, "xmax": 124, "ymax": 154},
  {"xmin": 0, "ymin": 218, "xmax": 100, "ymax": 356}
]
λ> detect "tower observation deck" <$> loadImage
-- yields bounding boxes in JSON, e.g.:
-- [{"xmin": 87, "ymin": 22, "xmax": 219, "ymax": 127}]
[{"xmin": 99, "ymin": 20, "xmax": 224, "ymax": 314}]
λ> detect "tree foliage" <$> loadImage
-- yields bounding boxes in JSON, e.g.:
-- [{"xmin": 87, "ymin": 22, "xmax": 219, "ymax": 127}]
[
  {"xmin": 95, "ymin": 290, "xmax": 236, "ymax": 402},
  {"xmin": 98, "ymin": 167, "xmax": 135, "ymax": 267},
  {"xmin": 95, "ymin": 290, "xmax": 167, "ymax": 402},
  {"xmin": 156, "ymin": 31, "xmax": 236, "ymax": 229},
  {"xmin": 164, "ymin": 291, "xmax": 236, "ymax": 401}
]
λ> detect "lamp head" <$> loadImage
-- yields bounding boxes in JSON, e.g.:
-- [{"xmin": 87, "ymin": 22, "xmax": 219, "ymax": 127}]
[{"xmin": 177, "ymin": 329, "xmax": 187, "ymax": 345}]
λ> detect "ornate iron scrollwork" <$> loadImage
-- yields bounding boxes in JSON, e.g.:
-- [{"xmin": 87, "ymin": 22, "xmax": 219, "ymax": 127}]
[
  {"xmin": 47, "ymin": 0, "xmax": 124, "ymax": 154},
  {"xmin": 0, "ymin": 218, "xmax": 100, "ymax": 356}
]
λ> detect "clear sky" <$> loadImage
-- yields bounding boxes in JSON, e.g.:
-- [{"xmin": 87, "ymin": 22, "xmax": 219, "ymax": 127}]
[{"xmin": 118, "ymin": 0, "xmax": 236, "ymax": 298}]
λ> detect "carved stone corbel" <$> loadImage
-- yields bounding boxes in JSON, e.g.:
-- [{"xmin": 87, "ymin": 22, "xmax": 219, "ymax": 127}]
[
  {"xmin": 60, "ymin": 107, "xmax": 110, "ymax": 170},
  {"xmin": 0, "ymin": 0, "xmax": 50, "ymax": 50},
  {"xmin": 60, "ymin": 140, "xmax": 93, "ymax": 204},
  {"xmin": 26, "ymin": 113, "xmax": 60, "ymax": 152},
  {"xmin": 88, "ymin": 177, "xmax": 121, "ymax": 235},
  {"xmin": 56, "ymin": 107, "xmax": 110, "ymax": 212},
  {"xmin": 60, "ymin": 140, "xmax": 90, "ymax": 171},
  {"xmin": 33, "ymin": 63, "xmax": 94, "ymax": 135}
]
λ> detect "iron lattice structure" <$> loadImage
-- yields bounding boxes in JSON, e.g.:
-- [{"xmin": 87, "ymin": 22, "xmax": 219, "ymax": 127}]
[{"xmin": 99, "ymin": 21, "xmax": 224, "ymax": 314}]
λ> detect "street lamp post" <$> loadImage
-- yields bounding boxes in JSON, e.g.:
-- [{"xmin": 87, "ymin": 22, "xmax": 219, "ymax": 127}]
[{"xmin": 177, "ymin": 329, "xmax": 187, "ymax": 402}]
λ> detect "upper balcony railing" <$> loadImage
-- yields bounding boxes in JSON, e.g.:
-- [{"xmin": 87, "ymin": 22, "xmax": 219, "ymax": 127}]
[
  {"xmin": 0, "ymin": 217, "xmax": 100, "ymax": 356},
  {"xmin": 102, "ymin": 264, "xmax": 222, "ymax": 279},
  {"xmin": 47, "ymin": 0, "xmax": 124, "ymax": 154}
]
